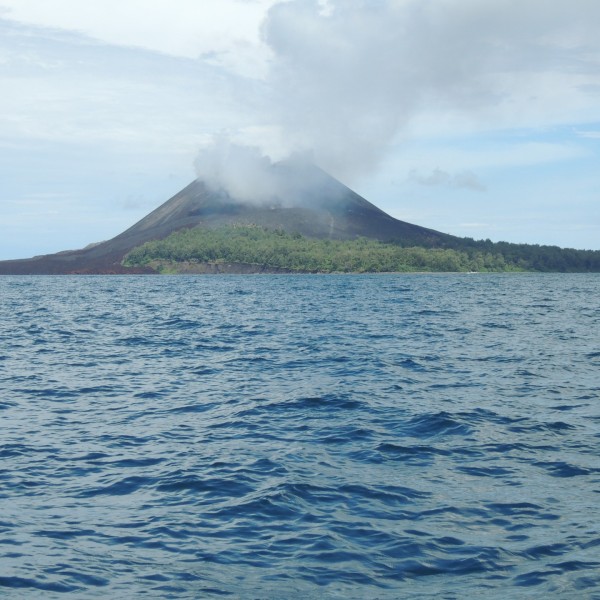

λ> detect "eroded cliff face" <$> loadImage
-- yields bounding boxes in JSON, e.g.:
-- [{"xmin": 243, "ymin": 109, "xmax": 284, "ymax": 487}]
[{"xmin": 0, "ymin": 164, "xmax": 451, "ymax": 274}]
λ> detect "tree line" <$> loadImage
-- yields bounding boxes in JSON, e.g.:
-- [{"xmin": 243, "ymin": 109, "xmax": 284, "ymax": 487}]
[{"xmin": 122, "ymin": 225, "xmax": 600, "ymax": 273}]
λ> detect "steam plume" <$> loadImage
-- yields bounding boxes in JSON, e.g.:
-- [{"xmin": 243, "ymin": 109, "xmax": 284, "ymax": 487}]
[
  {"xmin": 194, "ymin": 138, "xmax": 279, "ymax": 203},
  {"xmin": 196, "ymin": 0, "xmax": 600, "ymax": 196}
]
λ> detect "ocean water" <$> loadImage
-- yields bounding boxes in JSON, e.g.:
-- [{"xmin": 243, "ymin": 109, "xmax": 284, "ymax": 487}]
[{"xmin": 0, "ymin": 273, "xmax": 599, "ymax": 599}]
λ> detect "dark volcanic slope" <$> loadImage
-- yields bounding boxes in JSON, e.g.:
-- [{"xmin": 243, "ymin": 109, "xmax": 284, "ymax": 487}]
[{"xmin": 0, "ymin": 162, "xmax": 452, "ymax": 274}]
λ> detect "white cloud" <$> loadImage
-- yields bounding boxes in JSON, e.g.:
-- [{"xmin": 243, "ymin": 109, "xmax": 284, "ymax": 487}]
[
  {"xmin": 576, "ymin": 129, "xmax": 600, "ymax": 139},
  {"xmin": 394, "ymin": 141, "xmax": 588, "ymax": 178},
  {"xmin": 4, "ymin": 0, "xmax": 600, "ymax": 162},
  {"xmin": 0, "ymin": 0, "xmax": 276, "ymax": 77},
  {"xmin": 408, "ymin": 168, "xmax": 486, "ymax": 192},
  {"xmin": 0, "ymin": 18, "xmax": 261, "ymax": 155},
  {"xmin": 459, "ymin": 222, "xmax": 490, "ymax": 229},
  {"xmin": 256, "ymin": 0, "xmax": 600, "ymax": 183}
]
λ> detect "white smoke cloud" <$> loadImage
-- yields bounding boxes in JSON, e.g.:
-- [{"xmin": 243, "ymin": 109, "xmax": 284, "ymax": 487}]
[
  {"xmin": 260, "ymin": 0, "xmax": 600, "ymax": 176},
  {"xmin": 194, "ymin": 135, "xmax": 332, "ymax": 204},
  {"xmin": 194, "ymin": 0, "xmax": 600, "ymax": 196},
  {"xmin": 194, "ymin": 137, "xmax": 277, "ymax": 202}
]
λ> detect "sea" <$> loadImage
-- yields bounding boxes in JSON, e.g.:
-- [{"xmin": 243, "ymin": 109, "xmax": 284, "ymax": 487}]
[{"xmin": 0, "ymin": 273, "xmax": 599, "ymax": 599}]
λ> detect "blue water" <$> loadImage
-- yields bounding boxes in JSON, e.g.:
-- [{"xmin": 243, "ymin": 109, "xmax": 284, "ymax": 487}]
[{"xmin": 1, "ymin": 273, "xmax": 599, "ymax": 599}]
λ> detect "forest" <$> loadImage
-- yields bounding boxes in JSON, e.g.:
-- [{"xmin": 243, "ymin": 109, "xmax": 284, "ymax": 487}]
[{"xmin": 122, "ymin": 225, "xmax": 600, "ymax": 273}]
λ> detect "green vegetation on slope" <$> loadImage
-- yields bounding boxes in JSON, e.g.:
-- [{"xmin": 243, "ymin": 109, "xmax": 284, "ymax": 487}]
[
  {"xmin": 123, "ymin": 225, "xmax": 600, "ymax": 273},
  {"xmin": 122, "ymin": 225, "xmax": 517, "ymax": 272},
  {"xmin": 454, "ymin": 238, "xmax": 600, "ymax": 272}
]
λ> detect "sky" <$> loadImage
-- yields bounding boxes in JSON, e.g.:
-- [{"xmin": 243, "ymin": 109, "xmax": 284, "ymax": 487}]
[{"xmin": 1, "ymin": 0, "xmax": 599, "ymax": 260}]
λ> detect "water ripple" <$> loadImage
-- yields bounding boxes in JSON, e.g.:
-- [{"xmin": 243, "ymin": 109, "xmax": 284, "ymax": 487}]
[{"xmin": 0, "ymin": 273, "xmax": 599, "ymax": 598}]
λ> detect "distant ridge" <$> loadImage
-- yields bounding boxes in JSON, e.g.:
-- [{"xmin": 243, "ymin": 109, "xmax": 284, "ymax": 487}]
[{"xmin": 0, "ymin": 162, "xmax": 452, "ymax": 274}]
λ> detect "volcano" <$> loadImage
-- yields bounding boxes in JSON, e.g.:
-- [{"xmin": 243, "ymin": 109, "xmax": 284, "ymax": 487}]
[{"xmin": 0, "ymin": 162, "xmax": 453, "ymax": 274}]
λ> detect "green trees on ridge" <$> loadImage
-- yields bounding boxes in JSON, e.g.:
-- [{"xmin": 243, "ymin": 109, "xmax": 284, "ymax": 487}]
[{"xmin": 120, "ymin": 224, "xmax": 600, "ymax": 273}]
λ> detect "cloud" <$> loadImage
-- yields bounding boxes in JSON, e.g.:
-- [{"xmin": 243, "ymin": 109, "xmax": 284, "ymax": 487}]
[
  {"xmin": 405, "ymin": 141, "xmax": 587, "ymax": 175},
  {"xmin": 0, "ymin": 0, "xmax": 275, "ymax": 77},
  {"xmin": 577, "ymin": 129, "xmax": 600, "ymax": 139},
  {"xmin": 409, "ymin": 168, "xmax": 486, "ymax": 192},
  {"xmin": 257, "ymin": 0, "xmax": 600, "ymax": 180},
  {"xmin": 188, "ymin": 0, "xmax": 600, "ymax": 201},
  {"xmin": 5, "ymin": 0, "xmax": 600, "ymax": 179},
  {"xmin": 0, "ymin": 17, "xmax": 259, "ymax": 154},
  {"xmin": 459, "ymin": 222, "xmax": 490, "ymax": 229}
]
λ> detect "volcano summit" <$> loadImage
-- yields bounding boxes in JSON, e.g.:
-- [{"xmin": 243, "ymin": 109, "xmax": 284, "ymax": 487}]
[{"xmin": 0, "ymin": 162, "xmax": 451, "ymax": 274}]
